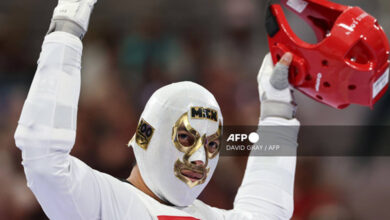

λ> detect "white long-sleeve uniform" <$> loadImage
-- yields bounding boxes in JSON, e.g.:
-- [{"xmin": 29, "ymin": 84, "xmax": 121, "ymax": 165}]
[{"xmin": 14, "ymin": 32, "xmax": 300, "ymax": 220}]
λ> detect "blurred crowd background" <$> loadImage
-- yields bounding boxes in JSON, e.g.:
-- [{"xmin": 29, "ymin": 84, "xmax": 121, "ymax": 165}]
[{"xmin": 1, "ymin": 0, "xmax": 390, "ymax": 219}]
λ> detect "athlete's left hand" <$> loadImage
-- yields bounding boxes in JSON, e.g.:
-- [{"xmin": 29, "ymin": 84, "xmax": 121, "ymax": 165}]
[{"xmin": 257, "ymin": 52, "xmax": 296, "ymax": 120}]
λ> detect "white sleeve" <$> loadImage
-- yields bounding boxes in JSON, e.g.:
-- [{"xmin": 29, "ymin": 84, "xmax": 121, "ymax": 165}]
[
  {"xmin": 14, "ymin": 32, "xmax": 101, "ymax": 220},
  {"xmin": 232, "ymin": 117, "xmax": 300, "ymax": 220}
]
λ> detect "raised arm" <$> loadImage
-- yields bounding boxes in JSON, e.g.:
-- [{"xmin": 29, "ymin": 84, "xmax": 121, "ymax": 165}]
[
  {"xmin": 13, "ymin": 1, "xmax": 102, "ymax": 219},
  {"xmin": 233, "ymin": 53, "xmax": 299, "ymax": 219}
]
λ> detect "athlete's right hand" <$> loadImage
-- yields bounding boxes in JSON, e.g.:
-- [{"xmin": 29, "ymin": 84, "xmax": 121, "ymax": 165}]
[{"xmin": 48, "ymin": 0, "xmax": 98, "ymax": 39}]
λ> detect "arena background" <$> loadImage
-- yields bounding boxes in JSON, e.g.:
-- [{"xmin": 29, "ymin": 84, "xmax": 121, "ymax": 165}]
[{"xmin": 1, "ymin": 0, "xmax": 390, "ymax": 219}]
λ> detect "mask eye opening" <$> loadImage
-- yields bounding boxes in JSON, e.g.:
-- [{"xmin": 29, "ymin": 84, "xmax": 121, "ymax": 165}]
[
  {"xmin": 205, "ymin": 137, "xmax": 220, "ymax": 155},
  {"xmin": 205, "ymin": 121, "xmax": 222, "ymax": 159},
  {"xmin": 177, "ymin": 126, "xmax": 196, "ymax": 147},
  {"xmin": 172, "ymin": 113, "xmax": 201, "ymax": 152}
]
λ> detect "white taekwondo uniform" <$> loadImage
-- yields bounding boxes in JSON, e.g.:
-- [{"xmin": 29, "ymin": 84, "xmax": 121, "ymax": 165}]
[{"xmin": 14, "ymin": 31, "xmax": 300, "ymax": 220}]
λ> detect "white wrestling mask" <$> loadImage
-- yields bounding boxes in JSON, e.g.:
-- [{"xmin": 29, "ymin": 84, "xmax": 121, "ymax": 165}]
[{"xmin": 128, "ymin": 81, "xmax": 223, "ymax": 206}]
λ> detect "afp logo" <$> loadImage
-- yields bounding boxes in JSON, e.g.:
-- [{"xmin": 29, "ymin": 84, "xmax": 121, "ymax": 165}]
[{"xmin": 227, "ymin": 132, "xmax": 259, "ymax": 144}]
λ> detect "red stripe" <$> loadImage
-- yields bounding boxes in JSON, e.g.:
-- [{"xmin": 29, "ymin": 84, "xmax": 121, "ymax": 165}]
[{"xmin": 157, "ymin": 216, "xmax": 200, "ymax": 220}]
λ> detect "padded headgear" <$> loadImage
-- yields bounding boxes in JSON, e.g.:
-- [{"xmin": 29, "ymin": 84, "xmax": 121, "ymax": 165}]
[{"xmin": 266, "ymin": 0, "xmax": 390, "ymax": 109}]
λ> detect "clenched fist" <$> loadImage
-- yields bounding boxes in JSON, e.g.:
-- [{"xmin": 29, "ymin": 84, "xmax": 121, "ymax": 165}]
[{"xmin": 258, "ymin": 53, "xmax": 296, "ymax": 120}]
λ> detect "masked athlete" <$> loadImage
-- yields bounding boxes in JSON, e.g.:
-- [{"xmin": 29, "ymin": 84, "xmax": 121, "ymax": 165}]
[{"xmin": 14, "ymin": 0, "xmax": 300, "ymax": 219}]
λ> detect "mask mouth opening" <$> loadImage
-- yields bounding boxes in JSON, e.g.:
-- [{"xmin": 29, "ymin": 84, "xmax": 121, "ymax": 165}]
[
  {"xmin": 180, "ymin": 168, "xmax": 204, "ymax": 182},
  {"xmin": 174, "ymin": 159, "xmax": 209, "ymax": 188}
]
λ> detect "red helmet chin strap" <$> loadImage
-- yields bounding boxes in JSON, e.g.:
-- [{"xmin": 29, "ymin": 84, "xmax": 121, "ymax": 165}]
[{"xmin": 266, "ymin": 0, "xmax": 390, "ymax": 109}]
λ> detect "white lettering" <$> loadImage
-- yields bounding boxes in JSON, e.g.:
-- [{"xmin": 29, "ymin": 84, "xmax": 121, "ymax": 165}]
[
  {"xmin": 315, "ymin": 73, "xmax": 322, "ymax": 92},
  {"xmin": 373, "ymin": 68, "xmax": 389, "ymax": 98},
  {"xmin": 227, "ymin": 134, "xmax": 249, "ymax": 142}
]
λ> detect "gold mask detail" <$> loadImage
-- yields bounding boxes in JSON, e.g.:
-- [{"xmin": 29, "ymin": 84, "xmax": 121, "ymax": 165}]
[
  {"xmin": 134, "ymin": 119, "xmax": 155, "ymax": 150},
  {"xmin": 172, "ymin": 112, "xmax": 222, "ymax": 188}
]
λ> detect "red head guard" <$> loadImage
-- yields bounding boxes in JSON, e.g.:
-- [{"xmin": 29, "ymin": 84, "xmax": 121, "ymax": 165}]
[{"xmin": 266, "ymin": 0, "xmax": 390, "ymax": 109}]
